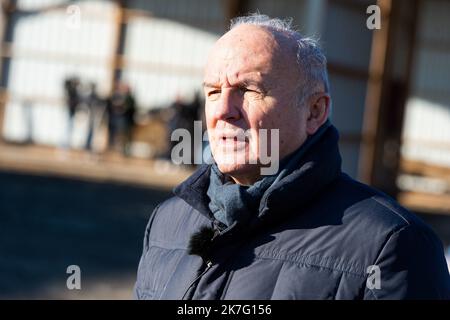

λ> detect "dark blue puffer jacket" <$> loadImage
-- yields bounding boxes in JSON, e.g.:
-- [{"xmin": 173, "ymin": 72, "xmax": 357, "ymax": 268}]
[{"xmin": 134, "ymin": 125, "xmax": 450, "ymax": 300}]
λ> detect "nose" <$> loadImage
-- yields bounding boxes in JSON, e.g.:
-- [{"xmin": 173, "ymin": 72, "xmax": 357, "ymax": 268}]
[{"xmin": 214, "ymin": 88, "xmax": 241, "ymax": 122}]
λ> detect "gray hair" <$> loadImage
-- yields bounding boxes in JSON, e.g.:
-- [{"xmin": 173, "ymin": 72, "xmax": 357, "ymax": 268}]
[{"xmin": 230, "ymin": 14, "xmax": 330, "ymax": 106}]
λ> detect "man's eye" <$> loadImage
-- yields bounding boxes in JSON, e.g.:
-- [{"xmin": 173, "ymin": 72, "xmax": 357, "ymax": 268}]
[
  {"xmin": 208, "ymin": 90, "xmax": 221, "ymax": 97},
  {"xmin": 239, "ymin": 87, "xmax": 252, "ymax": 94}
]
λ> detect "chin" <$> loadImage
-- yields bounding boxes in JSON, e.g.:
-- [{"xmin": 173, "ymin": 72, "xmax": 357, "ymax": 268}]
[
  {"xmin": 216, "ymin": 162, "xmax": 247, "ymax": 175},
  {"xmin": 214, "ymin": 159, "xmax": 261, "ymax": 184},
  {"xmin": 211, "ymin": 145, "xmax": 260, "ymax": 181}
]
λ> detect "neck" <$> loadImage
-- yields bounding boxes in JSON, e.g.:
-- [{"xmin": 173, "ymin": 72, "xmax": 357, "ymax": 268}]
[{"xmin": 229, "ymin": 174, "xmax": 261, "ymax": 186}]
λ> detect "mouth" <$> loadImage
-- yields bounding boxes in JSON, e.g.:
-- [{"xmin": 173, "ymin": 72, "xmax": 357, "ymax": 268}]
[
  {"xmin": 215, "ymin": 132, "xmax": 250, "ymax": 152},
  {"xmin": 219, "ymin": 135, "xmax": 249, "ymax": 143}
]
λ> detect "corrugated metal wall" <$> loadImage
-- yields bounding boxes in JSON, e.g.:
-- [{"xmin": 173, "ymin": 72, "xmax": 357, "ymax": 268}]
[{"xmin": 401, "ymin": 0, "xmax": 450, "ymax": 167}]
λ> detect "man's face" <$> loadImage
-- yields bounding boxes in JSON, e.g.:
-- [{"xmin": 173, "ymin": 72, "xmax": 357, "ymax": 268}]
[{"xmin": 203, "ymin": 25, "xmax": 309, "ymax": 185}]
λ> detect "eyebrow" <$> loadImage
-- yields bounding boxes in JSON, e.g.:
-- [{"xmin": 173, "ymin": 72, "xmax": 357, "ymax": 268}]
[
  {"xmin": 202, "ymin": 81, "xmax": 219, "ymax": 88},
  {"xmin": 202, "ymin": 79, "xmax": 266, "ymax": 91}
]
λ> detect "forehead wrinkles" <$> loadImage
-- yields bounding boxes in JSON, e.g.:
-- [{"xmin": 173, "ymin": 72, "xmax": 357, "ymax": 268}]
[{"xmin": 205, "ymin": 27, "xmax": 281, "ymax": 84}]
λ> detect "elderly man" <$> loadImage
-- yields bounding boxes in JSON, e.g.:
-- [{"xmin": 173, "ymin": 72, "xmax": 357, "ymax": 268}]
[{"xmin": 134, "ymin": 14, "xmax": 450, "ymax": 300}]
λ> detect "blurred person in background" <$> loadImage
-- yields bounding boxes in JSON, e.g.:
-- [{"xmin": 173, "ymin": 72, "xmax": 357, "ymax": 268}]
[
  {"xmin": 106, "ymin": 81, "xmax": 136, "ymax": 156},
  {"xmin": 165, "ymin": 92, "xmax": 202, "ymax": 164},
  {"xmin": 134, "ymin": 14, "xmax": 450, "ymax": 300},
  {"xmin": 84, "ymin": 82, "xmax": 105, "ymax": 152},
  {"xmin": 123, "ymin": 83, "xmax": 136, "ymax": 157},
  {"xmin": 62, "ymin": 76, "xmax": 81, "ymax": 149}
]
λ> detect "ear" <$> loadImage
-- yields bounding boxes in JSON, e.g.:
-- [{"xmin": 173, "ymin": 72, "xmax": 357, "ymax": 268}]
[{"xmin": 306, "ymin": 93, "xmax": 330, "ymax": 135}]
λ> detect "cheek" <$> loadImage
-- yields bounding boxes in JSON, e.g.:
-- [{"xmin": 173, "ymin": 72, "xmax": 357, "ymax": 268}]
[
  {"xmin": 263, "ymin": 110, "xmax": 304, "ymax": 149},
  {"xmin": 250, "ymin": 96, "xmax": 286, "ymax": 128},
  {"xmin": 251, "ymin": 111, "xmax": 283, "ymax": 132},
  {"xmin": 205, "ymin": 105, "xmax": 217, "ymax": 130},
  {"xmin": 204, "ymin": 103, "xmax": 213, "ymax": 121},
  {"xmin": 247, "ymin": 116, "xmax": 278, "ymax": 154}
]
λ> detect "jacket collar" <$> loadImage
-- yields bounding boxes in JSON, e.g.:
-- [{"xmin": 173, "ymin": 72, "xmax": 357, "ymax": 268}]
[{"xmin": 173, "ymin": 123, "xmax": 342, "ymax": 230}]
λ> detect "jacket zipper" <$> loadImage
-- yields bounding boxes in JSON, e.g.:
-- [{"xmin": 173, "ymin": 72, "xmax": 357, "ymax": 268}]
[
  {"xmin": 181, "ymin": 260, "xmax": 213, "ymax": 300},
  {"xmin": 181, "ymin": 224, "xmax": 222, "ymax": 300}
]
